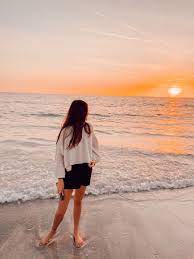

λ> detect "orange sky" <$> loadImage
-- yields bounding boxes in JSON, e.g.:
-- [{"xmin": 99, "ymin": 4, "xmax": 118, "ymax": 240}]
[{"xmin": 0, "ymin": 0, "xmax": 194, "ymax": 97}]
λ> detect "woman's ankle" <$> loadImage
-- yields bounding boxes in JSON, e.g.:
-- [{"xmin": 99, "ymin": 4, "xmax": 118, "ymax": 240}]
[
  {"xmin": 73, "ymin": 230, "xmax": 79, "ymax": 236},
  {"xmin": 50, "ymin": 228, "xmax": 57, "ymax": 234}
]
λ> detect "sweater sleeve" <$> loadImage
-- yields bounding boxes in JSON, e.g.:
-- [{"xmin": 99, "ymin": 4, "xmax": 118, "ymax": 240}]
[
  {"xmin": 90, "ymin": 124, "xmax": 100, "ymax": 163},
  {"xmin": 55, "ymin": 129, "xmax": 65, "ymax": 179}
]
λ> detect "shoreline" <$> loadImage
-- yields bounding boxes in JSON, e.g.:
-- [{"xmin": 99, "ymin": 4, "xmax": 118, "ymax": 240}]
[
  {"xmin": 1, "ymin": 187, "xmax": 194, "ymax": 258},
  {"xmin": 1, "ymin": 184, "xmax": 194, "ymax": 207}
]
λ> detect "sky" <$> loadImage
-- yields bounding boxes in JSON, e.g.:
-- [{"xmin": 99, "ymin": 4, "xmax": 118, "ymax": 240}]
[{"xmin": 0, "ymin": 0, "xmax": 194, "ymax": 97}]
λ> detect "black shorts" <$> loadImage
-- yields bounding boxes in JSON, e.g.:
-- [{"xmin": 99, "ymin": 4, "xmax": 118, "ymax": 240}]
[{"xmin": 63, "ymin": 163, "xmax": 93, "ymax": 189}]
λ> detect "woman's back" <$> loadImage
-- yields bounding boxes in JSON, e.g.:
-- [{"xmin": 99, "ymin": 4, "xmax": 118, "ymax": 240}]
[{"xmin": 55, "ymin": 122, "xmax": 100, "ymax": 175}]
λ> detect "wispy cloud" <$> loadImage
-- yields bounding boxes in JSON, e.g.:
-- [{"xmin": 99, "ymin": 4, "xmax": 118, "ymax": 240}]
[
  {"xmin": 95, "ymin": 11, "xmax": 106, "ymax": 17},
  {"xmin": 94, "ymin": 11, "xmax": 171, "ymax": 50},
  {"xmin": 121, "ymin": 21, "xmax": 170, "ymax": 49},
  {"xmin": 125, "ymin": 24, "xmax": 144, "ymax": 35},
  {"xmin": 81, "ymin": 28, "xmax": 154, "ymax": 43}
]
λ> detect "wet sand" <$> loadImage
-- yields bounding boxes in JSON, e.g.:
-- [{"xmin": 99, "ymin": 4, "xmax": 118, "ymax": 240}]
[{"xmin": 1, "ymin": 188, "xmax": 194, "ymax": 259}]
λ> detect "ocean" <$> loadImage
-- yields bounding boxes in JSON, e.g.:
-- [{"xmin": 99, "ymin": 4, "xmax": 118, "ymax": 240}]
[{"xmin": 0, "ymin": 92, "xmax": 194, "ymax": 203}]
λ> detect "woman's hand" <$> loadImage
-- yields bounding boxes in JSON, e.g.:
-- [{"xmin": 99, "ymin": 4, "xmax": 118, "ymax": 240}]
[
  {"xmin": 57, "ymin": 178, "xmax": 64, "ymax": 195},
  {"xmin": 89, "ymin": 160, "xmax": 96, "ymax": 168}
]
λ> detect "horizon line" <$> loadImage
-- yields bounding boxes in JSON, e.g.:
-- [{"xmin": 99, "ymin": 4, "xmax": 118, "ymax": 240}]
[{"xmin": 0, "ymin": 90, "xmax": 193, "ymax": 99}]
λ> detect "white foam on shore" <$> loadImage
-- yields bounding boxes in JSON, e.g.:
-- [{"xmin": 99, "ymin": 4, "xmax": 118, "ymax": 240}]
[
  {"xmin": 0, "ymin": 144, "xmax": 194, "ymax": 204},
  {"xmin": 1, "ymin": 178, "xmax": 194, "ymax": 204}
]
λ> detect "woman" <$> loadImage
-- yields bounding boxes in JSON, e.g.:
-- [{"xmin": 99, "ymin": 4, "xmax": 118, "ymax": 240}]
[{"xmin": 40, "ymin": 100, "xmax": 100, "ymax": 248}]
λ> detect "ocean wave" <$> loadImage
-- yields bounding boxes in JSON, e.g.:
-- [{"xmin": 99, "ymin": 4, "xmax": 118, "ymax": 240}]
[
  {"xmin": 123, "ymin": 113, "xmax": 159, "ymax": 118},
  {"xmin": 131, "ymin": 131, "xmax": 194, "ymax": 139},
  {"xmin": 86, "ymin": 179, "xmax": 194, "ymax": 196},
  {"xmin": 96, "ymin": 130, "xmax": 112, "ymax": 135},
  {"xmin": 92, "ymin": 112, "xmax": 189, "ymax": 120},
  {"xmin": 27, "ymin": 137, "xmax": 53, "ymax": 142},
  {"xmin": 29, "ymin": 112, "xmax": 63, "ymax": 118},
  {"xmin": 184, "ymin": 103, "xmax": 194, "ymax": 108},
  {"xmin": 96, "ymin": 128, "xmax": 194, "ymax": 139},
  {"xmin": 129, "ymin": 149, "xmax": 194, "ymax": 158},
  {"xmin": 1, "ymin": 178, "xmax": 194, "ymax": 204},
  {"xmin": 90, "ymin": 112, "xmax": 157, "ymax": 120},
  {"xmin": 0, "ymin": 139, "xmax": 53, "ymax": 147},
  {"xmin": 91, "ymin": 113, "xmax": 111, "ymax": 118},
  {"xmin": 99, "ymin": 143, "xmax": 194, "ymax": 158},
  {"xmin": 90, "ymin": 112, "xmax": 160, "ymax": 118}
]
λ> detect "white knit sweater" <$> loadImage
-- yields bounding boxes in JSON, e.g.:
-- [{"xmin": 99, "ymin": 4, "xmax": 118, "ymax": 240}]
[{"xmin": 55, "ymin": 123, "xmax": 100, "ymax": 178}]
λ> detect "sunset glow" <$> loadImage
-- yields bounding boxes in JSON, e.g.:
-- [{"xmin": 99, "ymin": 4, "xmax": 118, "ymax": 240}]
[
  {"xmin": 0, "ymin": 1, "xmax": 194, "ymax": 97},
  {"xmin": 168, "ymin": 87, "xmax": 183, "ymax": 97}
]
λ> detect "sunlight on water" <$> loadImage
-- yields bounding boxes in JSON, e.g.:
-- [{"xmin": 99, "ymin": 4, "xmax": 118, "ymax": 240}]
[{"xmin": 155, "ymin": 98, "xmax": 189, "ymax": 155}]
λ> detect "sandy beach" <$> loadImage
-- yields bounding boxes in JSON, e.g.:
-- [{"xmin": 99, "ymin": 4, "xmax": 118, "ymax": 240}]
[{"xmin": 1, "ymin": 188, "xmax": 194, "ymax": 259}]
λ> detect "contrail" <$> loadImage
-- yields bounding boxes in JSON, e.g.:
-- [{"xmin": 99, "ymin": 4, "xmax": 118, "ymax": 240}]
[
  {"xmin": 125, "ymin": 24, "xmax": 144, "ymax": 35},
  {"xmin": 81, "ymin": 28, "xmax": 153, "ymax": 43},
  {"xmin": 94, "ymin": 11, "xmax": 171, "ymax": 49},
  {"xmin": 95, "ymin": 11, "xmax": 106, "ymax": 17},
  {"xmin": 125, "ymin": 23, "xmax": 170, "ymax": 48}
]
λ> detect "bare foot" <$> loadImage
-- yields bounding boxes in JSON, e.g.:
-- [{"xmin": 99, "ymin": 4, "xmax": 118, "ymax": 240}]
[
  {"xmin": 73, "ymin": 233, "xmax": 85, "ymax": 248},
  {"xmin": 39, "ymin": 230, "xmax": 56, "ymax": 246}
]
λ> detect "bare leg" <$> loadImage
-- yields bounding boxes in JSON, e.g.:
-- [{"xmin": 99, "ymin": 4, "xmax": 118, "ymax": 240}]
[
  {"xmin": 73, "ymin": 186, "xmax": 86, "ymax": 247},
  {"xmin": 40, "ymin": 189, "xmax": 73, "ymax": 245}
]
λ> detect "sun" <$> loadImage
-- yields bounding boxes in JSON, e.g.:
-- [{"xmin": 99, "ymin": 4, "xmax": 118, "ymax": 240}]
[{"xmin": 168, "ymin": 86, "xmax": 182, "ymax": 97}]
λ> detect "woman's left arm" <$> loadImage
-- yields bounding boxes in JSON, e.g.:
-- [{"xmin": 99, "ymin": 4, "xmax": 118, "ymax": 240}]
[
  {"xmin": 55, "ymin": 129, "xmax": 66, "ymax": 179},
  {"xmin": 91, "ymin": 126, "xmax": 100, "ymax": 163}
]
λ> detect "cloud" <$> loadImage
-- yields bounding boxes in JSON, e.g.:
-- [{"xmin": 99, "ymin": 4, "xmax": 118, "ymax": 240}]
[
  {"xmin": 125, "ymin": 24, "xmax": 144, "ymax": 35},
  {"xmin": 94, "ymin": 11, "xmax": 171, "ymax": 50},
  {"xmin": 124, "ymin": 23, "xmax": 170, "ymax": 49},
  {"xmin": 80, "ymin": 28, "xmax": 153, "ymax": 43},
  {"xmin": 95, "ymin": 11, "xmax": 106, "ymax": 17}
]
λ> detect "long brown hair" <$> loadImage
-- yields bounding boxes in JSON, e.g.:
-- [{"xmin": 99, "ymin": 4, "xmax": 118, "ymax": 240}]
[{"xmin": 56, "ymin": 100, "xmax": 91, "ymax": 149}]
